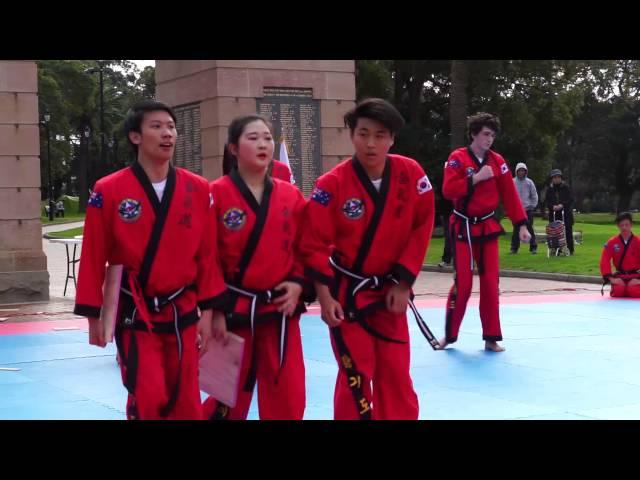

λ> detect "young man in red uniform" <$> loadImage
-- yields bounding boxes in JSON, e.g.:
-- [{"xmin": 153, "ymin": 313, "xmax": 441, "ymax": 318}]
[
  {"xmin": 600, "ymin": 212, "xmax": 640, "ymax": 298},
  {"xmin": 299, "ymin": 98, "xmax": 435, "ymax": 420},
  {"xmin": 439, "ymin": 112, "xmax": 531, "ymax": 353},
  {"xmin": 74, "ymin": 100, "xmax": 227, "ymax": 420},
  {"xmin": 202, "ymin": 115, "xmax": 310, "ymax": 420}
]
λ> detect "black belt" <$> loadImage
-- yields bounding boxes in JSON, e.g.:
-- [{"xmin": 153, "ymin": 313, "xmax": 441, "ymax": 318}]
[
  {"xmin": 226, "ymin": 283, "xmax": 289, "ymax": 393},
  {"xmin": 120, "ymin": 308, "xmax": 199, "ymax": 333},
  {"xmin": 116, "ymin": 284, "xmax": 194, "ymax": 419},
  {"xmin": 452, "ymin": 209, "xmax": 495, "ymax": 271},
  {"xmin": 123, "ymin": 284, "xmax": 197, "ymax": 315},
  {"xmin": 602, "ymin": 270, "xmax": 640, "ymax": 295},
  {"xmin": 331, "ymin": 327, "xmax": 371, "ymax": 420},
  {"xmin": 329, "ymin": 256, "xmax": 439, "ymax": 350}
]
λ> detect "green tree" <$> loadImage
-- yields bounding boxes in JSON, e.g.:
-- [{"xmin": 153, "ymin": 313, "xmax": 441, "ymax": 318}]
[{"xmin": 37, "ymin": 60, "xmax": 156, "ymax": 211}]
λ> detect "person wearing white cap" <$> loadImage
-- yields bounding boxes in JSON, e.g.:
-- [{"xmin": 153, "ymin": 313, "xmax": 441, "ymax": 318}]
[{"xmin": 511, "ymin": 162, "xmax": 538, "ymax": 254}]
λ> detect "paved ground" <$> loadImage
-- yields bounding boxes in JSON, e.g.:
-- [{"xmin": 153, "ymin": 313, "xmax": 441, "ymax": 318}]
[{"xmin": 1, "ymin": 221, "xmax": 629, "ymax": 420}]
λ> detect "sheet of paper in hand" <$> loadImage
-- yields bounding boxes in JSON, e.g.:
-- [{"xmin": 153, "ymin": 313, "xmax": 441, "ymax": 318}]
[
  {"xmin": 101, "ymin": 264, "xmax": 123, "ymax": 343},
  {"xmin": 199, "ymin": 332, "xmax": 245, "ymax": 408}
]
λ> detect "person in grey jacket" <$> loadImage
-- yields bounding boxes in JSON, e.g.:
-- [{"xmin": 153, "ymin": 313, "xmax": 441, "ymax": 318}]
[{"xmin": 511, "ymin": 162, "xmax": 538, "ymax": 254}]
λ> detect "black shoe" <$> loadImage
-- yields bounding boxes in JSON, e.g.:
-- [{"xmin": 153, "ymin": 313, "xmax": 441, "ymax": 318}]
[
  {"xmin": 509, "ymin": 250, "xmax": 518, "ymax": 255},
  {"xmin": 530, "ymin": 249, "xmax": 537, "ymax": 254}
]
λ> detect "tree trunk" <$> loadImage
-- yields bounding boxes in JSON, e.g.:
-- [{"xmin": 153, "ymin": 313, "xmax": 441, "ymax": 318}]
[
  {"xmin": 614, "ymin": 148, "xmax": 632, "ymax": 213},
  {"xmin": 393, "ymin": 61, "xmax": 404, "ymax": 107},
  {"xmin": 78, "ymin": 132, "xmax": 88, "ymax": 214},
  {"xmin": 449, "ymin": 60, "xmax": 469, "ymax": 151},
  {"xmin": 407, "ymin": 76, "xmax": 421, "ymax": 124},
  {"xmin": 617, "ymin": 188, "xmax": 634, "ymax": 213}
]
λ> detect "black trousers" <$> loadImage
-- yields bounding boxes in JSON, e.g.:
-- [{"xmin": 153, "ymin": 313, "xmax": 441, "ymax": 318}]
[{"xmin": 511, "ymin": 209, "xmax": 537, "ymax": 252}]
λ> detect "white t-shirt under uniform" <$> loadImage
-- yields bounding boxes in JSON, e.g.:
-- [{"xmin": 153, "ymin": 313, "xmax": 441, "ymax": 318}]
[{"xmin": 152, "ymin": 179, "xmax": 167, "ymax": 201}]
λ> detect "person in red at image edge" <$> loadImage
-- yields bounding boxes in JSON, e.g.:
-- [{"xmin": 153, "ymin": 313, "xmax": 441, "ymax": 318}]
[
  {"xmin": 439, "ymin": 112, "xmax": 531, "ymax": 353},
  {"xmin": 202, "ymin": 114, "xmax": 312, "ymax": 420},
  {"xmin": 222, "ymin": 143, "xmax": 293, "ymax": 183},
  {"xmin": 298, "ymin": 98, "xmax": 435, "ymax": 420},
  {"xmin": 73, "ymin": 100, "xmax": 227, "ymax": 420},
  {"xmin": 600, "ymin": 212, "xmax": 640, "ymax": 298}
]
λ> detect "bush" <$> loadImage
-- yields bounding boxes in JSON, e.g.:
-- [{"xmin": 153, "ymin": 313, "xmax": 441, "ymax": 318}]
[{"xmin": 59, "ymin": 195, "xmax": 79, "ymax": 215}]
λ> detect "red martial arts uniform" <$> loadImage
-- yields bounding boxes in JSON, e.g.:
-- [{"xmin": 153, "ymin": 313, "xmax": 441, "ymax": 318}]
[
  {"xmin": 442, "ymin": 147, "xmax": 527, "ymax": 343},
  {"xmin": 202, "ymin": 169, "xmax": 309, "ymax": 420},
  {"xmin": 74, "ymin": 162, "xmax": 227, "ymax": 420},
  {"xmin": 600, "ymin": 233, "xmax": 640, "ymax": 298},
  {"xmin": 299, "ymin": 155, "xmax": 435, "ymax": 420},
  {"xmin": 271, "ymin": 159, "xmax": 294, "ymax": 184}
]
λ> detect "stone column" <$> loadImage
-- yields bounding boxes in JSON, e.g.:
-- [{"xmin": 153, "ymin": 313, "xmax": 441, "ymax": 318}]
[
  {"xmin": 0, "ymin": 60, "xmax": 49, "ymax": 304},
  {"xmin": 156, "ymin": 60, "xmax": 356, "ymax": 185}
]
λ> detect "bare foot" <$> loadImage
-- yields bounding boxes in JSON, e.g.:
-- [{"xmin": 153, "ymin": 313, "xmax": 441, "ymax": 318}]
[
  {"xmin": 485, "ymin": 341, "xmax": 505, "ymax": 352},
  {"xmin": 437, "ymin": 337, "xmax": 450, "ymax": 350}
]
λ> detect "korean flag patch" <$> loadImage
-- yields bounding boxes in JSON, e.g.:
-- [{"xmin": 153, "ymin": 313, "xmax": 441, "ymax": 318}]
[
  {"xmin": 417, "ymin": 175, "xmax": 432, "ymax": 195},
  {"xmin": 500, "ymin": 163, "xmax": 509, "ymax": 175}
]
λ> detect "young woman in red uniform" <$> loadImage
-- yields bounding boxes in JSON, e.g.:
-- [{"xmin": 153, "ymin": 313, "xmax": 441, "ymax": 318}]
[{"xmin": 202, "ymin": 115, "xmax": 310, "ymax": 420}]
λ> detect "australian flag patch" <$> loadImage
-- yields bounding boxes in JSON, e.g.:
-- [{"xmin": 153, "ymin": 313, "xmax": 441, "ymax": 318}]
[
  {"xmin": 447, "ymin": 158, "xmax": 461, "ymax": 169},
  {"xmin": 311, "ymin": 187, "xmax": 331, "ymax": 206},
  {"xmin": 88, "ymin": 191, "xmax": 103, "ymax": 209}
]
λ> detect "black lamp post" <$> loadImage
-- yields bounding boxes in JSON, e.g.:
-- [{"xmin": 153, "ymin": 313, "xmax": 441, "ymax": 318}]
[
  {"xmin": 42, "ymin": 112, "xmax": 54, "ymax": 221},
  {"xmin": 78, "ymin": 125, "xmax": 91, "ymax": 214},
  {"xmin": 86, "ymin": 61, "xmax": 106, "ymax": 180}
]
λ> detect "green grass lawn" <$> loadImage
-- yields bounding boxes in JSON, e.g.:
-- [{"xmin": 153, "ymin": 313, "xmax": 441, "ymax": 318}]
[
  {"xmin": 46, "ymin": 227, "xmax": 84, "ymax": 239},
  {"xmin": 572, "ymin": 213, "xmax": 616, "ymax": 225},
  {"xmin": 41, "ymin": 214, "xmax": 86, "ymax": 226},
  {"xmin": 426, "ymin": 218, "xmax": 616, "ymax": 276},
  {"xmin": 49, "ymin": 212, "xmax": 617, "ymax": 277}
]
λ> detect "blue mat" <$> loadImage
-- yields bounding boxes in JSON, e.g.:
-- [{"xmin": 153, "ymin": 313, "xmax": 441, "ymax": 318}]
[{"xmin": 2, "ymin": 298, "xmax": 639, "ymax": 420}]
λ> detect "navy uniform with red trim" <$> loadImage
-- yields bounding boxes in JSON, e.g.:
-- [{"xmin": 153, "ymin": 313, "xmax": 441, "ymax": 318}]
[
  {"xmin": 299, "ymin": 154, "xmax": 435, "ymax": 420},
  {"xmin": 600, "ymin": 234, "xmax": 640, "ymax": 297},
  {"xmin": 442, "ymin": 147, "xmax": 527, "ymax": 344},
  {"xmin": 74, "ymin": 162, "xmax": 227, "ymax": 420},
  {"xmin": 201, "ymin": 169, "xmax": 310, "ymax": 420}
]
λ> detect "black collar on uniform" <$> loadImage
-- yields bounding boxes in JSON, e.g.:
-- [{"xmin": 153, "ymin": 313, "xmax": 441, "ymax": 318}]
[
  {"xmin": 619, "ymin": 233, "xmax": 634, "ymax": 246},
  {"xmin": 467, "ymin": 147, "xmax": 487, "ymax": 169},
  {"xmin": 130, "ymin": 161, "xmax": 177, "ymax": 290},
  {"xmin": 351, "ymin": 155, "xmax": 391, "ymax": 204},
  {"xmin": 229, "ymin": 167, "xmax": 273, "ymax": 214},
  {"xmin": 131, "ymin": 161, "xmax": 176, "ymax": 217},
  {"xmin": 350, "ymin": 155, "xmax": 392, "ymax": 273}
]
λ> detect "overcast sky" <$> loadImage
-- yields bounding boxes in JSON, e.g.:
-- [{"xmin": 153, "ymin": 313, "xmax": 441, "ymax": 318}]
[{"xmin": 131, "ymin": 60, "xmax": 155, "ymax": 70}]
